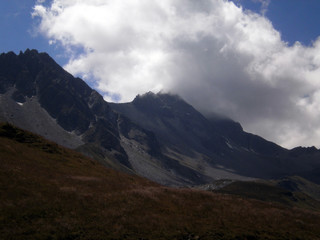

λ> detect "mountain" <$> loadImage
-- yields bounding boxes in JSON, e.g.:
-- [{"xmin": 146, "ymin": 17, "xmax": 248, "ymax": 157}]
[
  {"xmin": 1, "ymin": 123, "xmax": 320, "ymax": 240},
  {"xmin": 0, "ymin": 49, "xmax": 208, "ymax": 186},
  {"xmin": 111, "ymin": 92, "xmax": 320, "ymax": 183},
  {"xmin": 1, "ymin": 49, "xmax": 320, "ymax": 186},
  {"xmin": 0, "ymin": 49, "xmax": 131, "ymax": 169}
]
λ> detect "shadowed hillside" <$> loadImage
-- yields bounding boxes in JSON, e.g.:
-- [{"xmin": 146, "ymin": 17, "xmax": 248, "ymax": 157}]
[
  {"xmin": 215, "ymin": 180, "xmax": 320, "ymax": 211},
  {"xmin": 111, "ymin": 92, "xmax": 320, "ymax": 183},
  {"xmin": 1, "ymin": 123, "xmax": 320, "ymax": 240},
  {"xmin": 1, "ymin": 50, "xmax": 320, "ymax": 186}
]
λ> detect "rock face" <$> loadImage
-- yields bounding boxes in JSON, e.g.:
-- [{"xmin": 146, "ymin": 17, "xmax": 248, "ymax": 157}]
[
  {"xmin": 0, "ymin": 49, "xmax": 130, "ymax": 170},
  {"xmin": 111, "ymin": 92, "xmax": 320, "ymax": 183},
  {"xmin": 0, "ymin": 50, "xmax": 208, "ymax": 185},
  {"xmin": 1, "ymin": 49, "xmax": 320, "ymax": 186}
]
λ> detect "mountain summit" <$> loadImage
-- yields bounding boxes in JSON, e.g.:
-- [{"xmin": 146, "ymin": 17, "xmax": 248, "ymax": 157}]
[
  {"xmin": 0, "ymin": 50, "xmax": 207, "ymax": 185},
  {"xmin": 0, "ymin": 49, "xmax": 134, "ymax": 170},
  {"xmin": 1, "ymin": 49, "xmax": 320, "ymax": 185},
  {"xmin": 112, "ymin": 92, "xmax": 320, "ymax": 183}
]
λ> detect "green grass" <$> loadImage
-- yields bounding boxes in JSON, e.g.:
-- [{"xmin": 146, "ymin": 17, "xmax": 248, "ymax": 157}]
[{"xmin": 1, "ymin": 123, "xmax": 320, "ymax": 240}]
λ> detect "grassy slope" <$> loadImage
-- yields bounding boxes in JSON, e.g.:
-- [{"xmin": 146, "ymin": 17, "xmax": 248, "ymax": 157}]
[
  {"xmin": 1, "ymin": 123, "xmax": 320, "ymax": 240},
  {"xmin": 216, "ymin": 181, "xmax": 320, "ymax": 211},
  {"xmin": 275, "ymin": 176, "xmax": 320, "ymax": 201}
]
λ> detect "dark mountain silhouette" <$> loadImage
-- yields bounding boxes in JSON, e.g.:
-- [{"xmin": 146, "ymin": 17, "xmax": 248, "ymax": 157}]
[
  {"xmin": 0, "ymin": 49, "xmax": 129, "ymax": 167},
  {"xmin": 0, "ymin": 50, "xmax": 207, "ymax": 185},
  {"xmin": 111, "ymin": 92, "xmax": 320, "ymax": 183},
  {"xmin": 1, "ymin": 49, "xmax": 320, "ymax": 186}
]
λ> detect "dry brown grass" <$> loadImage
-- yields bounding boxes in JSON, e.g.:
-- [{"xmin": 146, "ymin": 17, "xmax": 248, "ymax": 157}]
[{"xmin": 1, "ymin": 123, "xmax": 320, "ymax": 240}]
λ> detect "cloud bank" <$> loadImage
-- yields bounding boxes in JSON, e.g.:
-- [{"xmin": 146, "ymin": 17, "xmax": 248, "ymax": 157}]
[{"xmin": 32, "ymin": 0, "xmax": 320, "ymax": 148}]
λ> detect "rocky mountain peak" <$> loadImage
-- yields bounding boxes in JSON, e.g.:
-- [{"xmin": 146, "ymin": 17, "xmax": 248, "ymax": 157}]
[
  {"xmin": 133, "ymin": 91, "xmax": 186, "ymax": 105},
  {"xmin": 1, "ymin": 49, "xmax": 320, "ymax": 186},
  {"xmin": 132, "ymin": 91, "xmax": 202, "ymax": 120}
]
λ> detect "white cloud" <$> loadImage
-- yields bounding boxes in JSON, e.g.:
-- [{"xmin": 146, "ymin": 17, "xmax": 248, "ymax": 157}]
[
  {"xmin": 255, "ymin": 0, "xmax": 270, "ymax": 15},
  {"xmin": 232, "ymin": 0, "xmax": 270, "ymax": 15},
  {"xmin": 32, "ymin": 0, "xmax": 320, "ymax": 148}
]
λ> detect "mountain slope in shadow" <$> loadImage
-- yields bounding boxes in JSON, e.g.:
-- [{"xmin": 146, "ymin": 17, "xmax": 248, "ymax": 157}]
[
  {"xmin": 1, "ymin": 49, "xmax": 320, "ymax": 186},
  {"xmin": 111, "ymin": 92, "xmax": 320, "ymax": 183},
  {"xmin": 0, "ymin": 50, "xmax": 208, "ymax": 185},
  {"xmin": 1, "ymin": 123, "xmax": 320, "ymax": 240}
]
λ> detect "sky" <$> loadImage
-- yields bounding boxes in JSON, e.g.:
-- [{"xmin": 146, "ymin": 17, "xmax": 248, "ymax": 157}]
[{"xmin": 1, "ymin": 0, "xmax": 320, "ymax": 149}]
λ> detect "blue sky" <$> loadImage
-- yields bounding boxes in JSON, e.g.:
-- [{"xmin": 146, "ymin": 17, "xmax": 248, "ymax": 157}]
[
  {"xmin": 237, "ymin": 0, "xmax": 320, "ymax": 45},
  {"xmin": 1, "ymin": 0, "xmax": 320, "ymax": 148},
  {"xmin": 0, "ymin": 0, "xmax": 66, "ymax": 64}
]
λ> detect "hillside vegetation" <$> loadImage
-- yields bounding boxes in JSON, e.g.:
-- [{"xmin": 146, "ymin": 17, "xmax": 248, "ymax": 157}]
[
  {"xmin": 1, "ymin": 123, "xmax": 320, "ymax": 240},
  {"xmin": 216, "ymin": 180, "xmax": 320, "ymax": 211}
]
